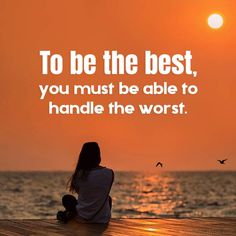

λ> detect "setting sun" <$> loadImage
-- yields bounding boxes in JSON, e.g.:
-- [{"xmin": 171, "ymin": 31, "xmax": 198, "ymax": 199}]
[{"xmin": 208, "ymin": 13, "xmax": 224, "ymax": 29}]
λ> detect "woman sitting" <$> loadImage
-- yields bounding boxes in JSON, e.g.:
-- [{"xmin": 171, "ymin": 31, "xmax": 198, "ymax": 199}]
[{"xmin": 57, "ymin": 142, "xmax": 114, "ymax": 223}]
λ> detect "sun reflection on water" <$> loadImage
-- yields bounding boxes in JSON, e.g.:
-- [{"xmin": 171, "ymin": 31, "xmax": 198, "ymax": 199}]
[
  {"xmin": 112, "ymin": 171, "xmax": 236, "ymax": 218},
  {"xmin": 0, "ymin": 171, "xmax": 236, "ymax": 219}
]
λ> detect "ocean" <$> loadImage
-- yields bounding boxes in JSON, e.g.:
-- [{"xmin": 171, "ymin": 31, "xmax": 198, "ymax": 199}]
[{"xmin": 0, "ymin": 171, "xmax": 236, "ymax": 219}]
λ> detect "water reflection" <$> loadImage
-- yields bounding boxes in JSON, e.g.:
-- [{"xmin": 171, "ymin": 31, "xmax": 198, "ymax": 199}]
[
  {"xmin": 112, "ymin": 171, "xmax": 236, "ymax": 218},
  {"xmin": 0, "ymin": 171, "xmax": 236, "ymax": 218}
]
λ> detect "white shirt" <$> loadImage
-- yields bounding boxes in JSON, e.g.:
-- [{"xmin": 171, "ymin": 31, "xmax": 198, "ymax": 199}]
[{"xmin": 75, "ymin": 167, "xmax": 114, "ymax": 223}]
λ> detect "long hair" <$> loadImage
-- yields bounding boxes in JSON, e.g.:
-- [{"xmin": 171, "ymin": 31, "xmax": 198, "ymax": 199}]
[{"xmin": 68, "ymin": 142, "xmax": 101, "ymax": 193}]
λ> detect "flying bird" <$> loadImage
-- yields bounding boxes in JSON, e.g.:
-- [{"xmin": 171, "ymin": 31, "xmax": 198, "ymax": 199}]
[
  {"xmin": 217, "ymin": 159, "xmax": 227, "ymax": 164},
  {"xmin": 156, "ymin": 162, "xmax": 163, "ymax": 167}
]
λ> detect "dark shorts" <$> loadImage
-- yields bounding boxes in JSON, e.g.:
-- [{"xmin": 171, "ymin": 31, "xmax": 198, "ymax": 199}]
[{"xmin": 62, "ymin": 194, "xmax": 112, "ymax": 212}]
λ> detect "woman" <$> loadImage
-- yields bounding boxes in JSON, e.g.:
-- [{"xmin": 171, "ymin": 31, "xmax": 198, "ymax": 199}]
[{"xmin": 57, "ymin": 142, "xmax": 114, "ymax": 223}]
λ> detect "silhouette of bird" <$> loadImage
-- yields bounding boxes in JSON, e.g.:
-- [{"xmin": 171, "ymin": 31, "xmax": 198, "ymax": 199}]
[
  {"xmin": 217, "ymin": 159, "xmax": 227, "ymax": 164},
  {"xmin": 156, "ymin": 162, "xmax": 163, "ymax": 167}
]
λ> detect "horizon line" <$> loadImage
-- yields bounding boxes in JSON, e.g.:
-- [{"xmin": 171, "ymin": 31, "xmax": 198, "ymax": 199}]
[{"xmin": 0, "ymin": 169, "xmax": 235, "ymax": 172}]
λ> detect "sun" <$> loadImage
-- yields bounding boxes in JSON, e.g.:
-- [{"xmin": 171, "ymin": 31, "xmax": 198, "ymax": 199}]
[{"xmin": 208, "ymin": 13, "xmax": 224, "ymax": 29}]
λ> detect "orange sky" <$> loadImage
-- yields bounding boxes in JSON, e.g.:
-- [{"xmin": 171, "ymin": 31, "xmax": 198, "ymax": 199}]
[{"xmin": 0, "ymin": 0, "xmax": 235, "ymax": 171}]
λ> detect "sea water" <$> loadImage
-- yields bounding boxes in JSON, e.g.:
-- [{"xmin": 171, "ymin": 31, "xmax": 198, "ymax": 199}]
[{"xmin": 0, "ymin": 171, "xmax": 236, "ymax": 219}]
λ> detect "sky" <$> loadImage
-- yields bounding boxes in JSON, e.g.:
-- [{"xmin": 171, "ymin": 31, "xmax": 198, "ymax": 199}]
[{"xmin": 0, "ymin": 0, "xmax": 235, "ymax": 171}]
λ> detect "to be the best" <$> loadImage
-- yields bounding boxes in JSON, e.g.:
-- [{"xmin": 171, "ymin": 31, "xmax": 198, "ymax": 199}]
[{"xmin": 39, "ymin": 50, "xmax": 197, "ymax": 77}]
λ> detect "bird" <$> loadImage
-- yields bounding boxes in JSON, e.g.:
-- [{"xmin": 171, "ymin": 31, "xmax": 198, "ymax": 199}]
[
  {"xmin": 217, "ymin": 159, "xmax": 227, "ymax": 164},
  {"xmin": 156, "ymin": 162, "xmax": 163, "ymax": 167}
]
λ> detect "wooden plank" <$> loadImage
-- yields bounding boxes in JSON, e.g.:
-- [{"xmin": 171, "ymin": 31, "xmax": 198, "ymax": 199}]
[{"xmin": 0, "ymin": 218, "xmax": 235, "ymax": 236}]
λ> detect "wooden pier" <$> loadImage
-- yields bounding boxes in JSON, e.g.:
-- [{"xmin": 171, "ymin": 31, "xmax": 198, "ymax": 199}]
[{"xmin": 0, "ymin": 218, "xmax": 236, "ymax": 236}]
